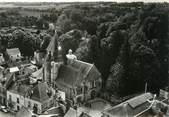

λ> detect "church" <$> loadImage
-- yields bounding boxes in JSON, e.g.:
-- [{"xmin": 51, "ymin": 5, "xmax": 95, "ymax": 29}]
[{"xmin": 34, "ymin": 27, "xmax": 102, "ymax": 106}]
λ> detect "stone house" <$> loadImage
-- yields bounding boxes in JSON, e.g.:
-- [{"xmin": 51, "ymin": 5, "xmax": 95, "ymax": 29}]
[
  {"xmin": 7, "ymin": 82, "xmax": 55, "ymax": 114},
  {"xmin": 6, "ymin": 48, "xmax": 21, "ymax": 62}
]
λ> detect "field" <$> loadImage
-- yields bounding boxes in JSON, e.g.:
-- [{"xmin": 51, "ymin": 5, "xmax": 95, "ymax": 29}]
[{"xmin": 0, "ymin": 3, "xmax": 71, "ymax": 17}]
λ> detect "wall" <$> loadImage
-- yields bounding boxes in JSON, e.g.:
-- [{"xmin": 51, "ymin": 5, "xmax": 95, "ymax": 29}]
[
  {"xmin": 10, "ymin": 53, "xmax": 21, "ymax": 61},
  {"xmin": 7, "ymin": 91, "xmax": 25, "ymax": 111},
  {"xmin": 25, "ymin": 98, "xmax": 42, "ymax": 114}
]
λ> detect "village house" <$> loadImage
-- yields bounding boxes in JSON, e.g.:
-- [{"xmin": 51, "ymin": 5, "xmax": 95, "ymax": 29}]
[
  {"xmin": 7, "ymin": 81, "xmax": 55, "ymax": 114},
  {"xmin": 0, "ymin": 68, "xmax": 14, "ymax": 105},
  {"xmin": 6, "ymin": 48, "xmax": 22, "ymax": 62},
  {"xmin": 25, "ymin": 82, "xmax": 55, "ymax": 114}
]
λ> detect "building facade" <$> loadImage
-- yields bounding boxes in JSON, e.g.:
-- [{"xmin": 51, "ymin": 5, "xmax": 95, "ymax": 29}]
[{"xmin": 7, "ymin": 82, "xmax": 55, "ymax": 114}]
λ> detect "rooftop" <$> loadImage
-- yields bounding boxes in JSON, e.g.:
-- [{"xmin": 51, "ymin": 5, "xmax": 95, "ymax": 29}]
[
  {"xmin": 9, "ymin": 67, "xmax": 19, "ymax": 73},
  {"xmin": 29, "ymin": 82, "xmax": 52, "ymax": 103},
  {"xmin": 102, "ymin": 93, "xmax": 153, "ymax": 117},
  {"xmin": 6, "ymin": 48, "xmax": 21, "ymax": 56},
  {"xmin": 9, "ymin": 82, "xmax": 32, "ymax": 96},
  {"xmin": 56, "ymin": 60, "xmax": 101, "ymax": 89}
]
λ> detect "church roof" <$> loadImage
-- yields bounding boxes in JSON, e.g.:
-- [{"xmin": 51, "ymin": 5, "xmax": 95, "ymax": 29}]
[
  {"xmin": 55, "ymin": 60, "xmax": 101, "ymax": 89},
  {"xmin": 56, "ymin": 65, "xmax": 79, "ymax": 88},
  {"xmin": 46, "ymin": 31, "xmax": 58, "ymax": 53},
  {"xmin": 69, "ymin": 60, "xmax": 101, "ymax": 81}
]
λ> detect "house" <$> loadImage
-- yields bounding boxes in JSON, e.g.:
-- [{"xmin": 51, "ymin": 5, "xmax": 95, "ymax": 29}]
[
  {"xmin": 54, "ymin": 60, "xmax": 102, "ymax": 106},
  {"xmin": 6, "ymin": 48, "xmax": 21, "ymax": 62},
  {"xmin": 0, "ymin": 71, "xmax": 14, "ymax": 105},
  {"xmin": 101, "ymin": 93, "xmax": 154, "ymax": 117},
  {"xmin": 7, "ymin": 82, "xmax": 55, "ymax": 114},
  {"xmin": 25, "ymin": 82, "xmax": 55, "ymax": 114},
  {"xmin": 7, "ymin": 82, "xmax": 32, "ymax": 111}
]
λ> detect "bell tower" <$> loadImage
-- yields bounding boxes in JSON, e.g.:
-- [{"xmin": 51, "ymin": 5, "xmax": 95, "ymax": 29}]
[{"xmin": 46, "ymin": 30, "xmax": 58, "ymax": 61}]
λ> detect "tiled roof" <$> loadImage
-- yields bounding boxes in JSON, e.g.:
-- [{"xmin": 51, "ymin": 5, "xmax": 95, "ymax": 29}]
[
  {"xmin": 6, "ymin": 48, "xmax": 20, "ymax": 55},
  {"xmin": 16, "ymin": 106, "xmax": 33, "ymax": 117},
  {"xmin": 30, "ymin": 82, "xmax": 51, "ymax": 102},
  {"xmin": 103, "ymin": 93, "xmax": 153, "ymax": 117}
]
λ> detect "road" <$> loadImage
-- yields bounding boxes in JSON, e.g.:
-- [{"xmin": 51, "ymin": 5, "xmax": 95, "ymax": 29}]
[{"xmin": 0, "ymin": 111, "xmax": 15, "ymax": 117}]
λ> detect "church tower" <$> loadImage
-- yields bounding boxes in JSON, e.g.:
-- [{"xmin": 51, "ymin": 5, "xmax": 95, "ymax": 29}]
[
  {"xmin": 43, "ymin": 28, "xmax": 63, "ymax": 84},
  {"xmin": 46, "ymin": 30, "xmax": 58, "ymax": 61}
]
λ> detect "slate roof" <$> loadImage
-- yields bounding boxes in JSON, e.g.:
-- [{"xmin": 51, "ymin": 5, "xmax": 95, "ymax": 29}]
[
  {"xmin": 102, "ymin": 93, "xmax": 153, "ymax": 117},
  {"xmin": 16, "ymin": 106, "xmax": 33, "ymax": 117},
  {"xmin": 6, "ymin": 48, "xmax": 20, "ymax": 56},
  {"xmin": 55, "ymin": 60, "xmax": 101, "ymax": 90},
  {"xmin": 30, "ymin": 82, "xmax": 51, "ymax": 102},
  {"xmin": 56, "ymin": 65, "xmax": 79, "ymax": 88},
  {"xmin": 68, "ymin": 60, "xmax": 101, "ymax": 82}
]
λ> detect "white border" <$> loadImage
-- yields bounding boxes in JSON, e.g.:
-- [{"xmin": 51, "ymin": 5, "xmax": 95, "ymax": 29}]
[{"xmin": 0, "ymin": 0, "xmax": 169, "ymax": 3}]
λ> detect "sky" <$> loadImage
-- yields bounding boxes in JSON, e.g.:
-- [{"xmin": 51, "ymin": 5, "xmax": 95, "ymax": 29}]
[{"xmin": 0, "ymin": 0, "xmax": 168, "ymax": 3}]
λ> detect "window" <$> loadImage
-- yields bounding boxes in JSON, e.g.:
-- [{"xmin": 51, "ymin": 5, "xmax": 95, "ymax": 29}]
[
  {"xmin": 28, "ymin": 101, "xmax": 31, "ymax": 108},
  {"xmin": 17, "ymin": 98, "xmax": 19, "ymax": 103},
  {"xmin": 17, "ymin": 105, "xmax": 20, "ymax": 111},
  {"xmin": 34, "ymin": 103, "xmax": 38, "ymax": 108},
  {"xmin": 9, "ymin": 95, "xmax": 12, "ymax": 101},
  {"xmin": 76, "ymin": 87, "xmax": 82, "ymax": 95}
]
